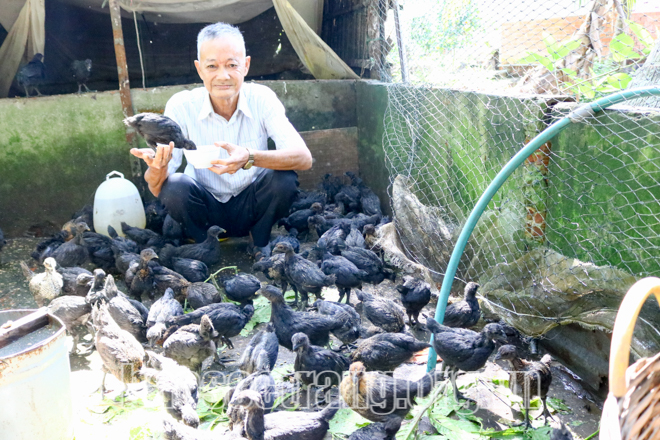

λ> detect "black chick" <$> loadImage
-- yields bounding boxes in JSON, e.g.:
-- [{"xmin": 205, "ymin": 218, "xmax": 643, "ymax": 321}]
[
  {"xmin": 319, "ymin": 173, "xmax": 342, "ymax": 202},
  {"xmin": 316, "ymin": 221, "xmax": 351, "ymax": 253},
  {"xmin": 278, "ymin": 202, "xmax": 324, "ymax": 233},
  {"xmin": 350, "ymin": 332, "xmax": 430, "ymax": 373},
  {"xmin": 313, "ymin": 299, "xmax": 361, "ymax": 347},
  {"xmin": 163, "ymin": 315, "xmax": 218, "ymax": 372},
  {"xmin": 275, "ymin": 242, "xmax": 336, "ymax": 309},
  {"xmin": 220, "ymin": 273, "xmax": 261, "ymax": 305},
  {"xmin": 355, "ymin": 290, "xmax": 405, "ymax": 333},
  {"xmin": 426, "ymin": 318, "xmax": 507, "ymax": 402},
  {"xmin": 170, "ymin": 257, "xmax": 209, "ymax": 283},
  {"xmin": 121, "ymin": 221, "xmax": 160, "ymax": 246},
  {"xmin": 146, "ymin": 287, "xmax": 183, "ymax": 346},
  {"xmin": 496, "ymin": 345, "xmax": 553, "ymax": 429},
  {"xmin": 107, "ymin": 225, "xmax": 140, "ymax": 254},
  {"xmin": 237, "ymin": 322, "xmax": 279, "ymax": 375},
  {"xmin": 127, "ymin": 248, "xmax": 158, "ymax": 298},
  {"xmin": 71, "ymin": 59, "xmax": 92, "ymax": 93},
  {"xmin": 320, "ymin": 252, "xmax": 366, "ymax": 304},
  {"xmin": 259, "ymin": 284, "xmax": 342, "ymax": 351},
  {"xmin": 84, "ymin": 268, "xmax": 107, "ymax": 306},
  {"xmin": 163, "ymin": 214, "xmax": 184, "ymax": 243},
  {"xmin": 226, "ymin": 350, "xmax": 276, "ymax": 431},
  {"xmin": 396, "ymin": 276, "xmax": 431, "ymax": 326},
  {"xmin": 344, "ymin": 225, "xmax": 365, "ymax": 248},
  {"xmin": 252, "ymin": 252, "xmax": 290, "ymax": 294},
  {"xmin": 48, "ymin": 295, "xmax": 92, "ymax": 354},
  {"xmin": 51, "ymin": 222, "xmax": 90, "ymax": 267},
  {"xmin": 550, "ymin": 423, "xmax": 573, "ymax": 440},
  {"xmin": 292, "ymin": 332, "xmax": 350, "ymax": 394},
  {"xmin": 346, "ymin": 171, "xmax": 382, "ymax": 217},
  {"xmin": 144, "ymin": 200, "xmax": 167, "ymax": 234},
  {"xmin": 83, "ymin": 231, "xmax": 117, "ymax": 273},
  {"xmin": 290, "ymin": 190, "xmax": 327, "ymax": 212},
  {"xmin": 443, "ymin": 282, "xmax": 481, "ymax": 328},
  {"xmin": 348, "ymin": 418, "xmax": 402, "ymax": 440},
  {"xmin": 169, "ymin": 302, "xmax": 254, "ymax": 349},
  {"xmin": 159, "ymin": 226, "xmax": 225, "ymax": 267},
  {"xmin": 124, "ymin": 112, "xmax": 197, "ymax": 150},
  {"xmin": 142, "ymin": 351, "xmax": 199, "ymax": 427},
  {"xmin": 270, "ymin": 228, "xmax": 301, "ymax": 253},
  {"xmin": 341, "ymin": 246, "xmax": 390, "ymax": 284},
  {"xmin": 105, "ymin": 275, "xmax": 147, "ymax": 342},
  {"xmin": 31, "ymin": 230, "xmax": 67, "ymax": 263},
  {"xmin": 341, "ymin": 361, "xmax": 442, "ymax": 423},
  {"xmin": 230, "ymin": 390, "xmax": 339, "ymax": 440},
  {"xmin": 16, "ymin": 53, "xmax": 45, "ymax": 97},
  {"xmin": 335, "ymin": 174, "xmax": 362, "ymax": 213},
  {"xmin": 185, "ymin": 282, "xmax": 222, "ymax": 309},
  {"xmin": 58, "ymin": 266, "xmax": 93, "ymax": 297}
]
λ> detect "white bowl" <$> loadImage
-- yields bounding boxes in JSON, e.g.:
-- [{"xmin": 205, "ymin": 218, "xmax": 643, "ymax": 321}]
[{"xmin": 183, "ymin": 145, "xmax": 221, "ymax": 169}]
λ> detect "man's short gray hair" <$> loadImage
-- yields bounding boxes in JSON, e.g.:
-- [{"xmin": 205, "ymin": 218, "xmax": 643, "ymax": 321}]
[{"xmin": 197, "ymin": 22, "xmax": 245, "ymax": 60}]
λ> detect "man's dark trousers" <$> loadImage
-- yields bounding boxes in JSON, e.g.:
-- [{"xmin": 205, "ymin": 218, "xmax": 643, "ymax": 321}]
[{"xmin": 159, "ymin": 170, "xmax": 298, "ymax": 246}]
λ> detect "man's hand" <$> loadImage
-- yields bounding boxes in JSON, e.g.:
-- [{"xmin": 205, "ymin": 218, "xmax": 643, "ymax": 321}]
[
  {"xmin": 209, "ymin": 142, "xmax": 250, "ymax": 175},
  {"xmin": 130, "ymin": 142, "xmax": 174, "ymax": 170}
]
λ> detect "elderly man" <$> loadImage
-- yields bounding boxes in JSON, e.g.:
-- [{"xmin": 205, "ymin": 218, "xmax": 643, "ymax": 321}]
[{"xmin": 131, "ymin": 22, "xmax": 312, "ymax": 257}]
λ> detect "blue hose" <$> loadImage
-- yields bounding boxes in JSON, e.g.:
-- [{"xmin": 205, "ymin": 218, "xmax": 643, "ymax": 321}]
[{"xmin": 427, "ymin": 86, "xmax": 660, "ymax": 371}]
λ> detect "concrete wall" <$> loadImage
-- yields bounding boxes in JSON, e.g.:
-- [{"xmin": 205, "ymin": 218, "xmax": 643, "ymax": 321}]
[{"xmin": 0, "ymin": 80, "xmax": 357, "ymax": 237}]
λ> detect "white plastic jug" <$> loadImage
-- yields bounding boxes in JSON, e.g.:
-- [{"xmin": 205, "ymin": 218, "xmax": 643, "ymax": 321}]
[{"xmin": 93, "ymin": 171, "xmax": 146, "ymax": 237}]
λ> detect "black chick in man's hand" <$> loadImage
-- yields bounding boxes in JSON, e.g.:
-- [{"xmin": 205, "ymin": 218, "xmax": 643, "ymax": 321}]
[
  {"xmin": 16, "ymin": 53, "xmax": 45, "ymax": 97},
  {"xmin": 124, "ymin": 112, "xmax": 197, "ymax": 150},
  {"xmin": 71, "ymin": 59, "xmax": 92, "ymax": 93}
]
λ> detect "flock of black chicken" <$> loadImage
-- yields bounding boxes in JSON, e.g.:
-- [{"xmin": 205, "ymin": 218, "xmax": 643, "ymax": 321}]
[
  {"xmin": 12, "ymin": 170, "xmax": 568, "ymax": 439},
  {"xmin": 13, "ymin": 53, "xmax": 93, "ymax": 97}
]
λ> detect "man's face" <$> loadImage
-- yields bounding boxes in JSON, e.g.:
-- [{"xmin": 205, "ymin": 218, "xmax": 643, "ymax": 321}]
[{"xmin": 195, "ymin": 37, "xmax": 251, "ymax": 104}]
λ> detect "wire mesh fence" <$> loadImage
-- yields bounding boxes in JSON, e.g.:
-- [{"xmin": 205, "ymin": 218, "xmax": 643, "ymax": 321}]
[{"xmin": 369, "ymin": 0, "xmax": 660, "ymax": 357}]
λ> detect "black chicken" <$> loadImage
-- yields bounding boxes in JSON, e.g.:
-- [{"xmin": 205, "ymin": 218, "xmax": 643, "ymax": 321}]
[
  {"xmin": 170, "ymin": 257, "xmax": 209, "ymax": 283},
  {"xmin": 335, "ymin": 174, "xmax": 362, "ymax": 213},
  {"xmin": 278, "ymin": 202, "xmax": 324, "ymax": 233},
  {"xmin": 226, "ymin": 350, "xmax": 276, "ymax": 431},
  {"xmin": 316, "ymin": 221, "xmax": 351, "ymax": 252},
  {"xmin": 270, "ymin": 228, "xmax": 301, "ymax": 253},
  {"xmin": 320, "ymin": 252, "xmax": 366, "ymax": 304},
  {"xmin": 124, "ymin": 112, "xmax": 197, "ymax": 150},
  {"xmin": 121, "ymin": 221, "xmax": 161, "ymax": 246},
  {"xmin": 292, "ymin": 332, "xmax": 350, "ymax": 394},
  {"xmin": 350, "ymin": 332, "xmax": 430, "ymax": 373},
  {"xmin": 163, "ymin": 315, "xmax": 218, "ymax": 372},
  {"xmin": 50, "ymin": 222, "xmax": 90, "ymax": 267},
  {"xmin": 230, "ymin": 390, "xmax": 339, "ymax": 440},
  {"xmin": 319, "ymin": 173, "xmax": 342, "ymax": 202},
  {"xmin": 355, "ymin": 290, "xmax": 405, "ymax": 333},
  {"xmin": 426, "ymin": 317, "xmax": 507, "ymax": 402},
  {"xmin": 58, "ymin": 266, "xmax": 93, "ymax": 297},
  {"xmin": 312, "ymin": 299, "xmax": 361, "ymax": 347},
  {"xmin": 169, "ymin": 302, "xmax": 254, "ymax": 349},
  {"xmin": 127, "ymin": 248, "xmax": 158, "ymax": 298},
  {"xmin": 220, "ymin": 273, "xmax": 261, "ymax": 305},
  {"xmin": 185, "ymin": 282, "xmax": 222, "ymax": 309},
  {"xmin": 16, "ymin": 53, "xmax": 45, "ymax": 97},
  {"xmin": 146, "ymin": 287, "xmax": 183, "ymax": 346},
  {"xmin": 107, "ymin": 225, "xmax": 140, "ymax": 254},
  {"xmin": 275, "ymin": 242, "xmax": 336, "ymax": 309},
  {"xmin": 71, "ymin": 59, "xmax": 92, "ymax": 93},
  {"xmin": 346, "ymin": 171, "xmax": 382, "ymax": 217},
  {"xmin": 443, "ymin": 282, "xmax": 481, "ymax": 328},
  {"xmin": 348, "ymin": 418, "xmax": 401, "ymax": 440},
  {"xmin": 159, "ymin": 225, "xmax": 225, "ymax": 267},
  {"xmin": 82, "ymin": 231, "xmax": 116, "ymax": 273},
  {"xmin": 105, "ymin": 275, "xmax": 147, "ymax": 342},
  {"xmin": 496, "ymin": 345, "xmax": 553, "ymax": 428},
  {"xmin": 290, "ymin": 190, "xmax": 327, "ymax": 212},
  {"xmin": 259, "ymin": 284, "xmax": 342, "ymax": 351},
  {"xmin": 341, "ymin": 361, "xmax": 442, "ymax": 423},
  {"xmin": 396, "ymin": 276, "xmax": 432, "ymax": 326},
  {"xmin": 252, "ymin": 252, "xmax": 290, "ymax": 294},
  {"xmin": 31, "ymin": 230, "xmax": 67, "ymax": 264},
  {"xmin": 237, "ymin": 322, "xmax": 279, "ymax": 375},
  {"xmin": 341, "ymin": 247, "xmax": 391, "ymax": 285},
  {"xmin": 48, "ymin": 295, "xmax": 92, "ymax": 354}
]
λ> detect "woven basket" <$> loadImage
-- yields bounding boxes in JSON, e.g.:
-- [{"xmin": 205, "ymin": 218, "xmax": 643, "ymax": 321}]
[{"xmin": 600, "ymin": 277, "xmax": 660, "ymax": 440}]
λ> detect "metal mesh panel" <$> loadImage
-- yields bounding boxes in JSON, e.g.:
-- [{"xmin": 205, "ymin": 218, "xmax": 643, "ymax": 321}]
[{"xmin": 370, "ymin": 0, "xmax": 660, "ymax": 350}]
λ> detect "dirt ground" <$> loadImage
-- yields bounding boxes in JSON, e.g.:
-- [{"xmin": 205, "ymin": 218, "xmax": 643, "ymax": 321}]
[{"xmin": 0, "ymin": 235, "xmax": 603, "ymax": 439}]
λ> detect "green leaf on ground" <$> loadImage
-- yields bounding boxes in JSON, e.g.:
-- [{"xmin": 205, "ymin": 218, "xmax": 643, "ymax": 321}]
[
  {"xmin": 328, "ymin": 408, "xmax": 371, "ymax": 437},
  {"xmin": 547, "ymin": 397, "xmax": 571, "ymax": 414},
  {"xmin": 240, "ymin": 295, "xmax": 271, "ymax": 336}
]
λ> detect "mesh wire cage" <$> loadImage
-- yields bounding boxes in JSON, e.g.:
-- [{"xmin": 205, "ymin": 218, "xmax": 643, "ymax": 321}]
[{"xmin": 361, "ymin": 0, "xmax": 660, "ymax": 358}]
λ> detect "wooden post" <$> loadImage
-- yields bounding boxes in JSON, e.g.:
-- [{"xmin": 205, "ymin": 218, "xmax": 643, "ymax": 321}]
[
  {"xmin": 108, "ymin": 0, "xmax": 145, "ymax": 190},
  {"xmin": 392, "ymin": 0, "xmax": 408, "ymax": 82}
]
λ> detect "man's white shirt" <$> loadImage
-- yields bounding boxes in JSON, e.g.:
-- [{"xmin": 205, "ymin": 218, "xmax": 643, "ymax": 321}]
[{"xmin": 165, "ymin": 82, "xmax": 305, "ymax": 202}]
